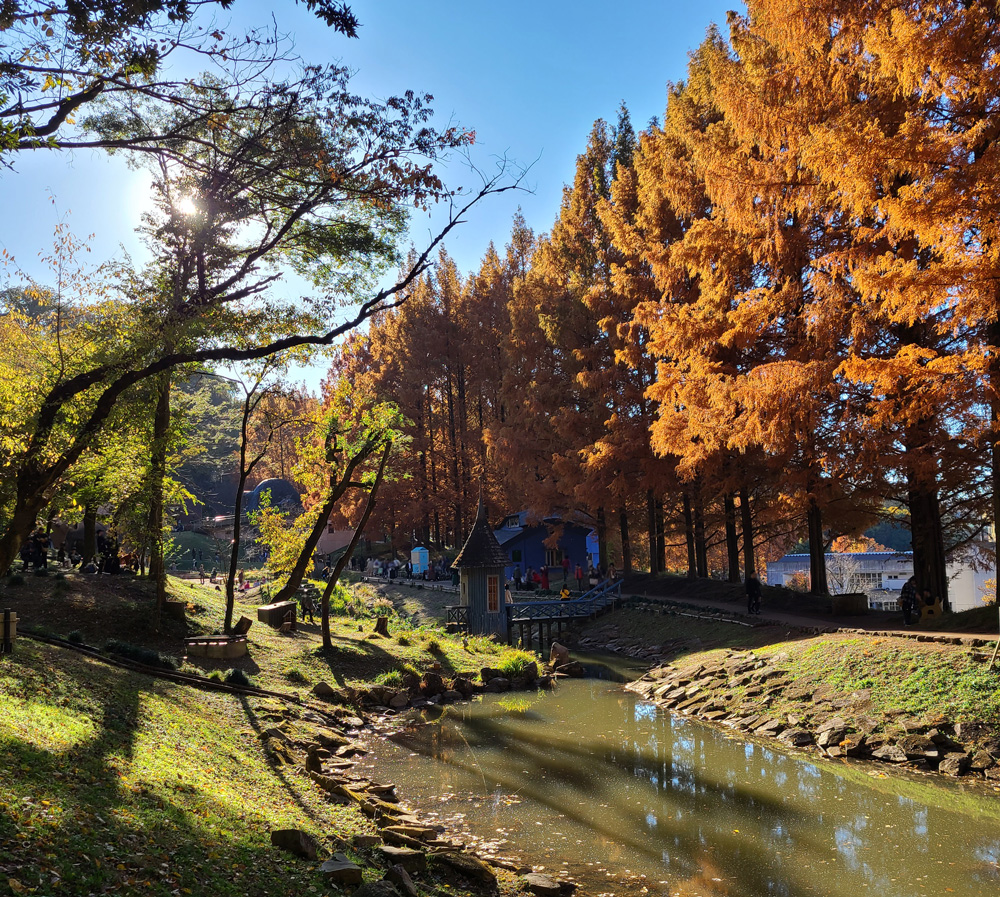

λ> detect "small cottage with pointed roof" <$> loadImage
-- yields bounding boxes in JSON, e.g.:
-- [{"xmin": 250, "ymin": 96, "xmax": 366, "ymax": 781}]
[{"xmin": 453, "ymin": 497, "xmax": 509, "ymax": 638}]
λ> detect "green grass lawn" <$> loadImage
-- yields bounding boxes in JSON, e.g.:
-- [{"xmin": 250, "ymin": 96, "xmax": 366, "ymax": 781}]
[
  {"xmin": 0, "ymin": 640, "xmax": 372, "ymax": 897},
  {"xmin": 0, "ymin": 573, "xmax": 538, "ymax": 897}
]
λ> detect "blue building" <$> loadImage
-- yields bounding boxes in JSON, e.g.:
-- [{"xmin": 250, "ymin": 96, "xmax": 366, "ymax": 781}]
[{"xmin": 493, "ymin": 511, "xmax": 596, "ymax": 582}]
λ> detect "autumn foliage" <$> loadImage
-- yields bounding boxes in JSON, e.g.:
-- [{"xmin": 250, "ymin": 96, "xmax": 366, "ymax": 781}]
[{"xmin": 329, "ymin": 1, "xmax": 1000, "ymax": 601}]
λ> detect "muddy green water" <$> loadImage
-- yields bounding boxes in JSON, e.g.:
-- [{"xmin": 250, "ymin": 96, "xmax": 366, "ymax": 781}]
[{"xmin": 357, "ymin": 677, "xmax": 1000, "ymax": 897}]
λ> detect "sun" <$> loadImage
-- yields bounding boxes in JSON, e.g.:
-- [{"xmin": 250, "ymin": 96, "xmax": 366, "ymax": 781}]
[{"xmin": 173, "ymin": 194, "xmax": 199, "ymax": 216}]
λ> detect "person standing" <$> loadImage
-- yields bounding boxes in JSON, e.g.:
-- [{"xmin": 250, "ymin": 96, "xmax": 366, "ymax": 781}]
[
  {"xmin": 540, "ymin": 566, "xmax": 549, "ymax": 591},
  {"xmin": 562, "ymin": 555, "xmax": 570, "ymax": 584},
  {"xmin": 513, "ymin": 565, "xmax": 522, "ymax": 591},
  {"xmin": 575, "ymin": 562, "xmax": 584, "ymax": 593},
  {"xmin": 899, "ymin": 576, "xmax": 917, "ymax": 625},
  {"xmin": 746, "ymin": 573, "xmax": 762, "ymax": 615},
  {"xmin": 300, "ymin": 590, "xmax": 316, "ymax": 624}
]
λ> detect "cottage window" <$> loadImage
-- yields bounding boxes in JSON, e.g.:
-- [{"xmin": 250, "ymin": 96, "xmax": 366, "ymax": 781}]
[
  {"xmin": 460, "ymin": 579, "xmax": 468, "ymax": 606},
  {"xmin": 511, "ymin": 549, "xmax": 522, "ymax": 563},
  {"xmin": 487, "ymin": 575, "xmax": 500, "ymax": 613},
  {"xmin": 545, "ymin": 548, "xmax": 562, "ymax": 568}
]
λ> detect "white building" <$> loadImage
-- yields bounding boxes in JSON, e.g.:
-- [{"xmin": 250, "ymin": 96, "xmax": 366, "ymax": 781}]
[{"xmin": 765, "ymin": 545, "xmax": 995, "ymax": 613}]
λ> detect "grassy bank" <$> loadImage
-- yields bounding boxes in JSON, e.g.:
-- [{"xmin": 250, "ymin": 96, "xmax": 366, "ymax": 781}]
[
  {"xmin": 1, "ymin": 640, "xmax": 371, "ymax": 896},
  {"xmin": 0, "ymin": 570, "xmax": 519, "ymax": 696},
  {"xmin": 0, "ymin": 571, "xmax": 544, "ymax": 897},
  {"xmin": 576, "ymin": 603, "xmax": 1000, "ymax": 781}
]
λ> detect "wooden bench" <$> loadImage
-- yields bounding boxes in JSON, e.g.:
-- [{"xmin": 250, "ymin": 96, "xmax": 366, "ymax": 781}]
[
  {"xmin": 183, "ymin": 616, "xmax": 252, "ymax": 659},
  {"xmin": 920, "ymin": 597, "xmax": 943, "ymax": 622},
  {"xmin": 258, "ymin": 601, "xmax": 296, "ymax": 630},
  {"xmin": 184, "ymin": 635, "xmax": 248, "ymax": 659}
]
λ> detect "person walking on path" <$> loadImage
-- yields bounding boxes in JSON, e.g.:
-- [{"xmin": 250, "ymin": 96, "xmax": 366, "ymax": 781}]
[
  {"xmin": 746, "ymin": 573, "xmax": 762, "ymax": 615},
  {"xmin": 575, "ymin": 562, "xmax": 584, "ymax": 593},
  {"xmin": 562, "ymin": 555, "xmax": 570, "ymax": 584}
]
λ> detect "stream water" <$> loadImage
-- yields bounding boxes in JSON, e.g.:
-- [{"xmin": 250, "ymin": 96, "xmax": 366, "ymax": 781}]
[{"xmin": 356, "ymin": 669, "xmax": 1000, "ymax": 897}]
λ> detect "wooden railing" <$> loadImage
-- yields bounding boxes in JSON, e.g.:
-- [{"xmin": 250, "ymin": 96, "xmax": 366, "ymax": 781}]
[
  {"xmin": 507, "ymin": 578, "xmax": 622, "ymax": 624},
  {"xmin": 445, "ymin": 579, "xmax": 622, "ymax": 633},
  {"xmin": 446, "ymin": 605, "xmax": 469, "ymax": 627}
]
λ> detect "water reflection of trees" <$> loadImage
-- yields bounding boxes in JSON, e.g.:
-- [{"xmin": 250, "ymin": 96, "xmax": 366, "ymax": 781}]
[{"xmin": 376, "ymin": 687, "xmax": 1000, "ymax": 897}]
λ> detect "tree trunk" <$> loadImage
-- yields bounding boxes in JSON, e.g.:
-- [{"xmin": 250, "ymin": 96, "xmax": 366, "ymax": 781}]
[
  {"xmin": 992, "ymin": 320, "xmax": 1000, "ymax": 591},
  {"xmin": 322, "ymin": 442, "xmax": 392, "ymax": 650},
  {"xmin": 225, "ymin": 391, "xmax": 259, "ymax": 634},
  {"xmin": 655, "ymin": 498, "xmax": 666, "ymax": 573},
  {"xmin": 693, "ymin": 488, "xmax": 708, "ymax": 579},
  {"xmin": 908, "ymin": 485, "xmax": 949, "ymax": 610},
  {"xmin": 724, "ymin": 493, "xmax": 740, "ymax": 583},
  {"xmin": 147, "ymin": 371, "xmax": 172, "ymax": 627},
  {"xmin": 596, "ymin": 506, "xmax": 608, "ymax": 573},
  {"xmin": 83, "ymin": 504, "xmax": 98, "ymax": 563},
  {"xmin": 445, "ymin": 357, "xmax": 462, "ymax": 545},
  {"xmin": 646, "ymin": 489, "xmax": 658, "ymax": 574},
  {"xmin": 274, "ymin": 478, "xmax": 347, "ymax": 602},
  {"xmin": 807, "ymin": 497, "xmax": 829, "ymax": 596},
  {"xmin": 419, "ymin": 389, "xmax": 431, "ymax": 545},
  {"xmin": 619, "ymin": 506, "xmax": 632, "ymax": 575},
  {"xmin": 273, "ymin": 442, "xmax": 377, "ymax": 605},
  {"xmin": 739, "ymin": 485, "xmax": 755, "ymax": 580},
  {"xmin": 682, "ymin": 491, "xmax": 696, "ymax": 578}
]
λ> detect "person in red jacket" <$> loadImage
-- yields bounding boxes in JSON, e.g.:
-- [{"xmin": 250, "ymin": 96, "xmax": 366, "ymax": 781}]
[
  {"xmin": 540, "ymin": 566, "xmax": 550, "ymax": 591},
  {"xmin": 575, "ymin": 562, "xmax": 584, "ymax": 593}
]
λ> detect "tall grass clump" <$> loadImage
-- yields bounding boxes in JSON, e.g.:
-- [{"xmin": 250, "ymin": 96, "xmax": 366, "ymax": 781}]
[
  {"xmin": 495, "ymin": 648, "xmax": 537, "ymax": 678},
  {"xmin": 374, "ymin": 669, "xmax": 404, "ymax": 688}
]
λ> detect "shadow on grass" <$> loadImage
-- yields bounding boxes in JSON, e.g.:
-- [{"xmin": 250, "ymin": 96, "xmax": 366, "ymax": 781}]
[{"xmin": 0, "ymin": 641, "xmax": 336, "ymax": 897}]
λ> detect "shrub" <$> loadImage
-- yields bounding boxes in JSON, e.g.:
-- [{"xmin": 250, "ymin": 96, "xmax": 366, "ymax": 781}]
[
  {"xmin": 424, "ymin": 637, "xmax": 442, "ymax": 655},
  {"xmin": 374, "ymin": 669, "xmax": 404, "ymax": 688},
  {"xmin": 224, "ymin": 668, "xmax": 252, "ymax": 687},
  {"xmin": 396, "ymin": 634, "xmax": 411, "ymax": 646},
  {"xmin": 466, "ymin": 634, "xmax": 501, "ymax": 655},
  {"xmin": 104, "ymin": 639, "xmax": 177, "ymax": 670},
  {"xmin": 495, "ymin": 648, "xmax": 537, "ymax": 679},
  {"xmin": 33, "ymin": 568, "xmax": 49, "ymax": 577},
  {"xmin": 282, "ymin": 667, "xmax": 308, "ymax": 684},
  {"xmin": 66, "ymin": 630, "xmax": 84, "ymax": 644},
  {"xmin": 207, "ymin": 670, "xmax": 225, "ymax": 682},
  {"xmin": 7, "ymin": 574, "xmax": 24, "ymax": 587}
]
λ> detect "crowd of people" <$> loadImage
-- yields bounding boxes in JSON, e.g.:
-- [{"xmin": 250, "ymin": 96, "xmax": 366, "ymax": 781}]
[
  {"xmin": 18, "ymin": 529, "xmax": 120, "ymax": 574},
  {"xmin": 511, "ymin": 557, "xmax": 616, "ymax": 600}
]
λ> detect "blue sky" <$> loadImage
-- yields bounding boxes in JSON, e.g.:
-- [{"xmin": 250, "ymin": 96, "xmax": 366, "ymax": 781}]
[
  {"xmin": 2, "ymin": 1, "xmax": 742, "ymax": 387},
  {"xmin": 2, "ymin": 1, "xmax": 742, "ymax": 277}
]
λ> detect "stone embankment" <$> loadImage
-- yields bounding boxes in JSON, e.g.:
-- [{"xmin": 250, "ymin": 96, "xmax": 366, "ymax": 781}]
[
  {"xmin": 259, "ymin": 696, "xmax": 576, "ymax": 897},
  {"xmin": 627, "ymin": 649, "xmax": 1000, "ymax": 782},
  {"xmin": 310, "ymin": 660, "xmax": 558, "ymax": 713}
]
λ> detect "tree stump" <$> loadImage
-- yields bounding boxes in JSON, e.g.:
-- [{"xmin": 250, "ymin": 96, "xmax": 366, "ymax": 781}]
[{"xmin": 374, "ymin": 616, "xmax": 390, "ymax": 637}]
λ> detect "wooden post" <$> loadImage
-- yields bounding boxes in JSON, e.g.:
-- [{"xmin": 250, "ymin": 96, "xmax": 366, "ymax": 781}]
[
  {"xmin": 990, "ymin": 606, "xmax": 1000, "ymax": 669},
  {"xmin": 2, "ymin": 608, "xmax": 12, "ymax": 654}
]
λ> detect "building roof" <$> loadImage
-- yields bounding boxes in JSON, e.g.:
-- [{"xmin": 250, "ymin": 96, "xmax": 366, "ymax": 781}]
[
  {"xmin": 776, "ymin": 551, "xmax": 913, "ymax": 561},
  {"xmin": 244, "ymin": 477, "xmax": 302, "ymax": 513},
  {"xmin": 453, "ymin": 497, "xmax": 509, "ymax": 569},
  {"xmin": 493, "ymin": 510, "xmax": 594, "ymax": 547}
]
